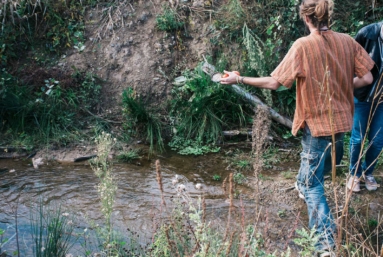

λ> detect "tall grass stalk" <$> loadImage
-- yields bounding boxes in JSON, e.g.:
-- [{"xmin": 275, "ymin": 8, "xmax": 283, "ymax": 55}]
[
  {"xmin": 30, "ymin": 201, "xmax": 77, "ymax": 257},
  {"xmin": 89, "ymin": 132, "xmax": 117, "ymax": 249}
]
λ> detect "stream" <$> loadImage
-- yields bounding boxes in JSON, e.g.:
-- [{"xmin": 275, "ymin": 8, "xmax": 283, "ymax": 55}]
[
  {"xmin": 1, "ymin": 149, "xmax": 382, "ymax": 256},
  {"xmin": 0, "ymin": 152, "xmax": 261, "ymax": 255}
]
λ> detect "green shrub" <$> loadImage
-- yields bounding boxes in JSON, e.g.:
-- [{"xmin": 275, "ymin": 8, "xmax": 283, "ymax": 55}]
[
  {"xmin": 169, "ymin": 62, "xmax": 252, "ymax": 154},
  {"xmin": 0, "ymin": 68, "xmax": 101, "ymax": 145},
  {"xmin": 155, "ymin": 5, "xmax": 184, "ymax": 31}
]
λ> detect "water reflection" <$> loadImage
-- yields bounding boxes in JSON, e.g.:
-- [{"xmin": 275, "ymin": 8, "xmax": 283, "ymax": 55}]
[{"xmin": 0, "ymin": 153, "xmax": 243, "ymax": 254}]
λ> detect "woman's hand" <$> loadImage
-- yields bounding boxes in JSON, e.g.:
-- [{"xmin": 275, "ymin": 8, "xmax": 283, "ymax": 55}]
[{"xmin": 220, "ymin": 70, "xmax": 241, "ymax": 85}]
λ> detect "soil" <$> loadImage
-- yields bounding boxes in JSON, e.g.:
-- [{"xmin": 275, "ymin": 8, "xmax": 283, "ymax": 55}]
[{"xmin": 59, "ymin": 0, "xmax": 215, "ymax": 117}]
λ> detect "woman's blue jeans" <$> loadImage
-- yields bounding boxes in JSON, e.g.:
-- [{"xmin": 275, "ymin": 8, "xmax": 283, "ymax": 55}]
[
  {"xmin": 349, "ymin": 98, "xmax": 383, "ymax": 177},
  {"xmin": 296, "ymin": 126, "xmax": 344, "ymax": 251}
]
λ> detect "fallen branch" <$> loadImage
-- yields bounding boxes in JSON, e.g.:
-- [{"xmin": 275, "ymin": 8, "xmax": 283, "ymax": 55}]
[{"xmin": 202, "ymin": 61, "xmax": 293, "ymax": 129}]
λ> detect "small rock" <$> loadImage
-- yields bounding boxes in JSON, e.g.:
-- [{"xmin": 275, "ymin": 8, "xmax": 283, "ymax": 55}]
[
  {"xmin": 164, "ymin": 59, "xmax": 173, "ymax": 67},
  {"xmin": 32, "ymin": 157, "xmax": 44, "ymax": 169},
  {"xmin": 138, "ymin": 12, "xmax": 149, "ymax": 22},
  {"xmin": 177, "ymin": 184, "xmax": 186, "ymax": 191}
]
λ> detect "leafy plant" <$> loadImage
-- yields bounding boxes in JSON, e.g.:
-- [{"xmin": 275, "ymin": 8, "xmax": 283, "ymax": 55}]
[
  {"xmin": 262, "ymin": 145, "xmax": 280, "ymax": 169},
  {"xmin": 0, "ymin": 67, "xmax": 101, "ymax": 147},
  {"xmin": 277, "ymin": 209, "xmax": 287, "ymax": 218},
  {"xmin": 233, "ymin": 172, "xmax": 246, "ymax": 184},
  {"xmin": 235, "ymin": 159, "xmax": 251, "ymax": 170},
  {"xmin": 293, "ymin": 227, "xmax": 320, "ymax": 257},
  {"xmin": 168, "ymin": 136, "xmax": 220, "ymax": 155},
  {"xmin": 155, "ymin": 5, "xmax": 184, "ymax": 32},
  {"xmin": 169, "ymin": 62, "xmax": 252, "ymax": 154},
  {"xmin": 213, "ymin": 174, "xmax": 222, "ymax": 181}
]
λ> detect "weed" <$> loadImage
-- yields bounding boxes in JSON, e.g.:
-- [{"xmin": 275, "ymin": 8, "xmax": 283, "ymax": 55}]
[
  {"xmin": 116, "ymin": 149, "xmax": 140, "ymax": 163},
  {"xmin": 293, "ymin": 227, "xmax": 320, "ymax": 257},
  {"xmin": 233, "ymin": 172, "xmax": 246, "ymax": 184},
  {"xmin": 89, "ymin": 132, "xmax": 117, "ymax": 247},
  {"xmin": 213, "ymin": 174, "xmax": 222, "ymax": 181},
  {"xmin": 277, "ymin": 209, "xmax": 287, "ymax": 218},
  {"xmin": 367, "ymin": 218, "xmax": 378, "ymax": 228},
  {"xmin": 262, "ymin": 145, "xmax": 280, "ymax": 169},
  {"xmin": 155, "ymin": 5, "xmax": 184, "ymax": 32},
  {"xmin": 168, "ymin": 136, "xmax": 220, "ymax": 155},
  {"xmin": 235, "ymin": 159, "xmax": 251, "ymax": 170},
  {"xmin": 0, "ymin": 67, "xmax": 101, "ymax": 147},
  {"xmin": 281, "ymin": 170, "xmax": 294, "ymax": 179}
]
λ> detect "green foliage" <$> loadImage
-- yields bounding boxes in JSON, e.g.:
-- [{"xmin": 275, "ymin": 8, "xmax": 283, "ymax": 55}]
[
  {"xmin": 73, "ymin": 71, "xmax": 102, "ymax": 110},
  {"xmin": 156, "ymin": 5, "xmax": 184, "ymax": 32},
  {"xmin": 367, "ymin": 218, "xmax": 378, "ymax": 228},
  {"xmin": 235, "ymin": 159, "xmax": 251, "ymax": 171},
  {"xmin": 233, "ymin": 172, "xmax": 246, "ymax": 184},
  {"xmin": 293, "ymin": 227, "xmax": 320, "ymax": 257},
  {"xmin": 122, "ymin": 88, "xmax": 164, "ymax": 154},
  {"xmin": 281, "ymin": 170, "xmax": 294, "ymax": 179},
  {"xmin": 169, "ymin": 62, "xmax": 252, "ymax": 154},
  {"xmin": 0, "ymin": 68, "xmax": 101, "ymax": 146},
  {"xmin": 30, "ymin": 201, "xmax": 77, "ymax": 257},
  {"xmin": 213, "ymin": 174, "xmax": 222, "ymax": 181},
  {"xmin": 332, "ymin": 1, "xmax": 382, "ymax": 36},
  {"xmin": 0, "ymin": 228, "xmax": 8, "ymax": 254},
  {"xmin": 262, "ymin": 145, "xmax": 280, "ymax": 169},
  {"xmin": 168, "ymin": 136, "xmax": 220, "ymax": 155},
  {"xmin": 0, "ymin": 0, "xmax": 93, "ymax": 65},
  {"xmin": 275, "ymin": 85, "xmax": 296, "ymax": 117},
  {"xmin": 117, "ymin": 149, "xmax": 141, "ymax": 163},
  {"xmin": 214, "ymin": 0, "xmax": 247, "ymax": 40}
]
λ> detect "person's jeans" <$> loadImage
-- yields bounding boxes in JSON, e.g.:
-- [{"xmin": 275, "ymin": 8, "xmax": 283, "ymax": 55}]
[
  {"xmin": 349, "ymin": 98, "xmax": 383, "ymax": 177},
  {"xmin": 296, "ymin": 126, "xmax": 344, "ymax": 251}
]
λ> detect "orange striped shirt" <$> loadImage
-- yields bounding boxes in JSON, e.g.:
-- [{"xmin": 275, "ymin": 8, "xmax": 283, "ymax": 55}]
[{"xmin": 271, "ymin": 30, "xmax": 374, "ymax": 137}]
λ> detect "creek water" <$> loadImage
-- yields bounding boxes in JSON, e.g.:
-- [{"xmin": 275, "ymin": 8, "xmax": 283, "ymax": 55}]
[
  {"xmin": 0, "ymin": 152, "xmax": 261, "ymax": 255},
  {"xmin": 2, "ymin": 150, "xmax": 381, "ymax": 256}
]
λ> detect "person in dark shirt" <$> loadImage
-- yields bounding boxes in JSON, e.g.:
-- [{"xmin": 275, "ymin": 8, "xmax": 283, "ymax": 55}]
[{"xmin": 347, "ymin": 22, "xmax": 383, "ymax": 192}]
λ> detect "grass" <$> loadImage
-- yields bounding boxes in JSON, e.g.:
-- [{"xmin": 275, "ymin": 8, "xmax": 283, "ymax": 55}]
[
  {"xmin": 122, "ymin": 88, "xmax": 164, "ymax": 155},
  {"xmin": 30, "ymin": 201, "xmax": 78, "ymax": 257},
  {"xmin": 116, "ymin": 149, "xmax": 141, "ymax": 163},
  {"xmin": 155, "ymin": 4, "xmax": 184, "ymax": 32}
]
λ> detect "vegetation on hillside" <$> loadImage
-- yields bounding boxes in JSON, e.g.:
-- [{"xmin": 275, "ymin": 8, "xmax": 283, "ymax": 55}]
[{"xmin": 0, "ymin": 0, "xmax": 382, "ymax": 151}]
